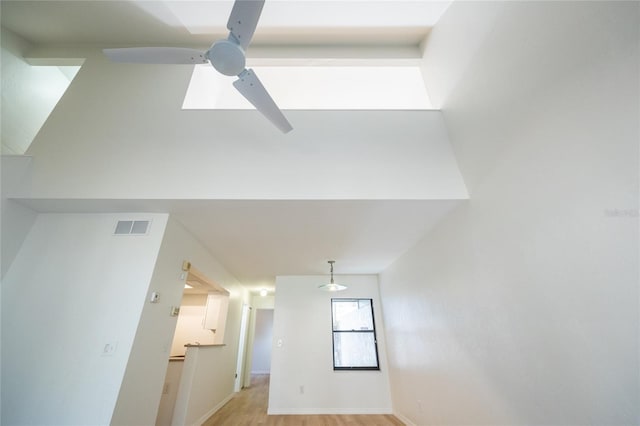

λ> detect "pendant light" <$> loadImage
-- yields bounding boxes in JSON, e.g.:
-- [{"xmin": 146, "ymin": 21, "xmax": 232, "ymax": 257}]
[{"xmin": 318, "ymin": 260, "xmax": 347, "ymax": 292}]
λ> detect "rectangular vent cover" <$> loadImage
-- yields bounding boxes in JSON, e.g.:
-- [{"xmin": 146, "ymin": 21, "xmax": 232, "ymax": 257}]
[{"xmin": 114, "ymin": 220, "xmax": 150, "ymax": 235}]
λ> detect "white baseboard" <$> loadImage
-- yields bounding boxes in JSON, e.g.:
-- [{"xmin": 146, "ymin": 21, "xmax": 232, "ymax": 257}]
[
  {"xmin": 251, "ymin": 370, "xmax": 271, "ymax": 375},
  {"xmin": 393, "ymin": 411, "xmax": 416, "ymax": 426},
  {"xmin": 267, "ymin": 407, "xmax": 393, "ymax": 415},
  {"xmin": 193, "ymin": 393, "xmax": 234, "ymax": 426}
]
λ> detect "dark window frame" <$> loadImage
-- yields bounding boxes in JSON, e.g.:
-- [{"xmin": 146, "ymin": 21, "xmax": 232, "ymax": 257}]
[{"xmin": 331, "ymin": 298, "xmax": 380, "ymax": 371}]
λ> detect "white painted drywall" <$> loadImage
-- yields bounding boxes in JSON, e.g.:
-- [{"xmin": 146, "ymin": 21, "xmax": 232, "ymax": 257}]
[
  {"xmin": 156, "ymin": 360, "xmax": 184, "ymax": 426},
  {"xmin": 268, "ymin": 275, "xmax": 392, "ymax": 414},
  {"xmin": 171, "ymin": 345, "xmax": 236, "ymax": 426},
  {"xmin": 22, "ymin": 50, "xmax": 467, "ymax": 200},
  {"xmin": 0, "ymin": 200, "xmax": 36, "ymax": 278},
  {"xmin": 111, "ymin": 217, "xmax": 248, "ymax": 425},
  {"xmin": 252, "ymin": 294, "xmax": 275, "ymax": 310},
  {"xmin": 381, "ymin": 2, "xmax": 639, "ymax": 425},
  {"xmin": 1, "ymin": 156, "xmax": 37, "ymax": 278},
  {"xmin": 0, "ymin": 28, "xmax": 77, "ymax": 155},
  {"xmin": 1, "ymin": 212, "xmax": 168, "ymax": 425},
  {"xmin": 251, "ymin": 309, "xmax": 274, "ymax": 374}
]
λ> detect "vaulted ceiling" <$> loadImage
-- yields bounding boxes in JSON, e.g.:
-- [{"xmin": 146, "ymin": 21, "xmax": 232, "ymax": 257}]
[{"xmin": 1, "ymin": 1, "xmax": 464, "ymax": 292}]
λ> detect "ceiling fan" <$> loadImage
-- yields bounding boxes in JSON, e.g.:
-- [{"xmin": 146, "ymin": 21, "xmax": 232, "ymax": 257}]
[{"xmin": 103, "ymin": 0, "xmax": 292, "ymax": 133}]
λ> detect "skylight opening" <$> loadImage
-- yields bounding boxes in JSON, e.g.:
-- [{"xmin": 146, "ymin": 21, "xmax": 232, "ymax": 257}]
[{"xmin": 182, "ymin": 65, "xmax": 433, "ymax": 110}]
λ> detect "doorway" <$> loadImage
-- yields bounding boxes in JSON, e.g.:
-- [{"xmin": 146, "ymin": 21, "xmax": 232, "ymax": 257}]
[
  {"xmin": 250, "ymin": 309, "xmax": 274, "ymax": 375},
  {"xmin": 155, "ymin": 265, "xmax": 229, "ymax": 426}
]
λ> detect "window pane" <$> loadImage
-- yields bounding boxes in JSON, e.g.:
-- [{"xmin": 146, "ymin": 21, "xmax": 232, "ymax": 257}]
[
  {"xmin": 332, "ymin": 299, "xmax": 374, "ymax": 331},
  {"xmin": 333, "ymin": 332, "xmax": 378, "ymax": 368},
  {"xmin": 183, "ymin": 65, "xmax": 433, "ymax": 110}
]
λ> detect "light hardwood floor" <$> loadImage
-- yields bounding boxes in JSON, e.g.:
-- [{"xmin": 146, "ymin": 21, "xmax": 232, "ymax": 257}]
[{"xmin": 203, "ymin": 375, "xmax": 404, "ymax": 425}]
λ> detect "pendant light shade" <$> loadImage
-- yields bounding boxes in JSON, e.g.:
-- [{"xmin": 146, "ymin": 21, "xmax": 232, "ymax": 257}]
[{"xmin": 318, "ymin": 260, "xmax": 347, "ymax": 292}]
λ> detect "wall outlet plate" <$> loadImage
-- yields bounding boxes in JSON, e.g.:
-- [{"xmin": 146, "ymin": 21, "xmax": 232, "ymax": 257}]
[{"xmin": 101, "ymin": 342, "xmax": 117, "ymax": 356}]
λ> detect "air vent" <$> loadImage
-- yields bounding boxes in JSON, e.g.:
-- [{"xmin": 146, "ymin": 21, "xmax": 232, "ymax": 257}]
[{"xmin": 114, "ymin": 220, "xmax": 150, "ymax": 235}]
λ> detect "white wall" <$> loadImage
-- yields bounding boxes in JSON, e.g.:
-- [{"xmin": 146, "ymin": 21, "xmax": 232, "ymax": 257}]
[
  {"xmin": 156, "ymin": 360, "xmax": 184, "ymax": 426},
  {"xmin": 251, "ymin": 309, "xmax": 274, "ymax": 374},
  {"xmin": 1, "ymin": 156, "xmax": 37, "ymax": 278},
  {"xmin": 111, "ymin": 217, "xmax": 248, "ymax": 425},
  {"xmin": 380, "ymin": 2, "xmax": 639, "ymax": 425},
  {"xmin": 0, "ymin": 28, "xmax": 78, "ymax": 155},
  {"xmin": 21, "ymin": 49, "xmax": 467, "ymax": 201},
  {"xmin": 1, "ymin": 212, "xmax": 168, "ymax": 425},
  {"xmin": 251, "ymin": 294, "xmax": 275, "ymax": 310},
  {"xmin": 171, "ymin": 345, "xmax": 235, "ymax": 426},
  {"xmin": 269, "ymin": 275, "xmax": 392, "ymax": 415}
]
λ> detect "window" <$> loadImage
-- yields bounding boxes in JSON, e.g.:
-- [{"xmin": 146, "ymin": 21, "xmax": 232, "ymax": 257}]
[
  {"xmin": 182, "ymin": 65, "xmax": 433, "ymax": 110},
  {"xmin": 331, "ymin": 298, "xmax": 380, "ymax": 370}
]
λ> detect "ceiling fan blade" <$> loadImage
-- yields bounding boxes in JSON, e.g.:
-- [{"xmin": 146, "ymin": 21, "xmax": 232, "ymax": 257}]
[
  {"xmin": 233, "ymin": 69, "xmax": 292, "ymax": 133},
  {"xmin": 227, "ymin": 0, "xmax": 265, "ymax": 50},
  {"xmin": 103, "ymin": 47, "xmax": 208, "ymax": 64}
]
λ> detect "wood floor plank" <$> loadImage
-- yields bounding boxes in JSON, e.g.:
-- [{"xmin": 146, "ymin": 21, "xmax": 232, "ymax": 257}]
[{"xmin": 203, "ymin": 375, "xmax": 404, "ymax": 426}]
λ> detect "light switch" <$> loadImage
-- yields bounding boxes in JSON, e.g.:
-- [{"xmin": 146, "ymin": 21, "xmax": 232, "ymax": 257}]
[
  {"xmin": 277, "ymin": 338, "xmax": 283, "ymax": 348},
  {"xmin": 101, "ymin": 342, "xmax": 117, "ymax": 356},
  {"xmin": 150, "ymin": 292, "xmax": 159, "ymax": 303}
]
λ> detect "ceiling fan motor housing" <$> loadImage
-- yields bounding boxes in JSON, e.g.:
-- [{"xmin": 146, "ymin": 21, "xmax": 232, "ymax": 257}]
[{"xmin": 207, "ymin": 39, "xmax": 246, "ymax": 76}]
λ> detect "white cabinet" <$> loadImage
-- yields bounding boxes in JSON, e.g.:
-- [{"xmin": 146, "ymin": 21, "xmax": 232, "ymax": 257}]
[{"xmin": 203, "ymin": 292, "xmax": 229, "ymax": 343}]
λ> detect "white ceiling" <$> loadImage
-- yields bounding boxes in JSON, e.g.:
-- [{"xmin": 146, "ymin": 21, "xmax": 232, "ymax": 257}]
[
  {"xmin": 3, "ymin": 0, "xmax": 460, "ymax": 293},
  {"xmin": 16, "ymin": 198, "xmax": 463, "ymax": 292},
  {"xmin": 1, "ymin": 0, "xmax": 452, "ymax": 48}
]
